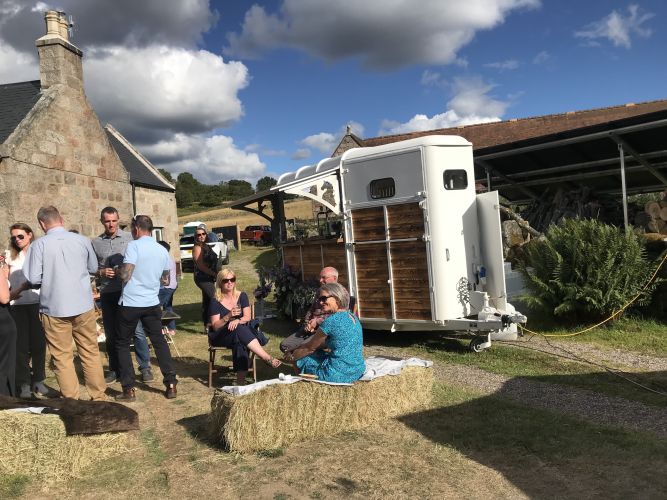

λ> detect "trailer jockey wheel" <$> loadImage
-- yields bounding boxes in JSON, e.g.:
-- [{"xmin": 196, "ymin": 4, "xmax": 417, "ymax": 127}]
[{"xmin": 469, "ymin": 337, "xmax": 486, "ymax": 353}]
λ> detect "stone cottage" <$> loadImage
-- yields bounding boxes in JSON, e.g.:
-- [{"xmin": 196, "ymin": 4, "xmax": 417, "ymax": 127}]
[{"xmin": 0, "ymin": 11, "xmax": 179, "ymax": 260}]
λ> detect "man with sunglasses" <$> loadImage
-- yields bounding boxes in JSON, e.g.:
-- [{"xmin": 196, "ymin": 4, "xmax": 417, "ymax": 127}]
[
  {"xmin": 280, "ymin": 266, "xmax": 352, "ymax": 354},
  {"xmin": 115, "ymin": 215, "xmax": 177, "ymax": 401},
  {"xmin": 91, "ymin": 207, "xmax": 152, "ymax": 384}
]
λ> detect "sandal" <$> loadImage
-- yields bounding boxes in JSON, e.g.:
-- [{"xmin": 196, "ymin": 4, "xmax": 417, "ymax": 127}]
[{"xmin": 263, "ymin": 356, "xmax": 282, "ymax": 369}]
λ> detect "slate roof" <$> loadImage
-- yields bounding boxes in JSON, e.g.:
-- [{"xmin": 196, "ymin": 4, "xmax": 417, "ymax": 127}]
[
  {"xmin": 0, "ymin": 80, "xmax": 41, "ymax": 144},
  {"xmin": 356, "ymin": 99, "xmax": 667, "ymax": 152},
  {"xmin": 105, "ymin": 127, "xmax": 174, "ymax": 191}
]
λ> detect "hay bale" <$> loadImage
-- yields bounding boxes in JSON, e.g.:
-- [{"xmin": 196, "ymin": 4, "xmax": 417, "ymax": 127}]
[
  {"xmin": 210, "ymin": 365, "xmax": 433, "ymax": 452},
  {"xmin": 0, "ymin": 412, "xmax": 128, "ymax": 485}
]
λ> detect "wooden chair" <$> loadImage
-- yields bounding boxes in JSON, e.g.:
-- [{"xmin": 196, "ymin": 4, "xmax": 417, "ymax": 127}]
[{"xmin": 208, "ymin": 304, "xmax": 258, "ymax": 387}]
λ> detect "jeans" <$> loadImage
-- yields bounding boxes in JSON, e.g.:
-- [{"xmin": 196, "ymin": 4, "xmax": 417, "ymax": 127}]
[
  {"xmin": 158, "ymin": 287, "xmax": 176, "ymax": 330},
  {"xmin": 117, "ymin": 305, "xmax": 176, "ymax": 390},
  {"xmin": 100, "ymin": 291, "xmax": 150, "ymax": 374},
  {"xmin": 133, "ymin": 322, "xmax": 151, "ymax": 371}
]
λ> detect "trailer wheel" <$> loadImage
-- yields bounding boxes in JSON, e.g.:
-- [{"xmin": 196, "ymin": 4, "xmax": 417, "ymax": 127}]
[{"xmin": 469, "ymin": 337, "xmax": 486, "ymax": 353}]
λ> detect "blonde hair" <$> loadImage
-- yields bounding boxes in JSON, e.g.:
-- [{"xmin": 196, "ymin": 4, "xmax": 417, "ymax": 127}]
[{"xmin": 214, "ymin": 268, "xmax": 240, "ymax": 302}]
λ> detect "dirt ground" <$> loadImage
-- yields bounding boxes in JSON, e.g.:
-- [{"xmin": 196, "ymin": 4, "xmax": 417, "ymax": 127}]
[{"xmin": 16, "ymin": 324, "xmax": 665, "ymax": 500}]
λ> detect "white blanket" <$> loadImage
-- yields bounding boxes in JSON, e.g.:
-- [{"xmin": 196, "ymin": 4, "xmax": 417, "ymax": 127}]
[
  {"xmin": 219, "ymin": 356, "xmax": 432, "ymax": 396},
  {"xmin": 359, "ymin": 356, "xmax": 433, "ymax": 381}
]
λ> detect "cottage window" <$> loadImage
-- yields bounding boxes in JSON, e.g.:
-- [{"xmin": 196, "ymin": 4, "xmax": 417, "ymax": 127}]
[
  {"xmin": 443, "ymin": 170, "xmax": 468, "ymax": 190},
  {"xmin": 369, "ymin": 177, "xmax": 396, "ymax": 199}
]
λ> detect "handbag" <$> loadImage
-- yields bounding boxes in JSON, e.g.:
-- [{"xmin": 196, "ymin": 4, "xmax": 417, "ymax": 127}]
[{"xmin": 248, "ymin": 318, "xmax": 269, "ymax": 346}]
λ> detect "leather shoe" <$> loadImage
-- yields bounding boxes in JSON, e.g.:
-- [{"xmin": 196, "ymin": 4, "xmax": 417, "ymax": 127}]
[
  {"xmin": 165, "ymin": 384, "xmax": 177, "ymax": 399},
  {"xmin": 115, "ymin": 387, "xmax": 136, "ymax": 402}
]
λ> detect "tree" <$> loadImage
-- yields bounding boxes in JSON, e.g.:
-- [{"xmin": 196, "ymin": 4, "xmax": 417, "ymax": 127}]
[
  {"xmin": 256, "ymin": 176, "xmax": 277, "ymax": 193},
  {"xmin": 158, "ymin": 168, "xmax": 174, "ymax": 183},
  {"xmin": 175, "ymin": 172, "xmax": 200, "ymax": 208},
  {"xmin": 227, "ymin": 179, "xmax": 253, "ymax": 199}
]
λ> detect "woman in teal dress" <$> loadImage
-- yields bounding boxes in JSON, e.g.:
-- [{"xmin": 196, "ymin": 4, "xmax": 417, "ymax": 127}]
[{"xmin": 286, "ymin": 282, "xmax": 365, "ymax": 383}]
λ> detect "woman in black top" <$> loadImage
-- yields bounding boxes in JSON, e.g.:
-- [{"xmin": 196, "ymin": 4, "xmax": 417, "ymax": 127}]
[
  {"xmin": 0, "ymin": 254, "xmax": 17, "ymax": 396},
  {"xmin": 192, "ymin": 228, "xmax": 217, "ymax": 333},
  {"xmin": 209, "ymin": 268, "xmax": 280, "ymax": 385}
]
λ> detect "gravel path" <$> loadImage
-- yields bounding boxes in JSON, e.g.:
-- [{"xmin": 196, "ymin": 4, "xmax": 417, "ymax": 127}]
[
  {"xmin": 498, "ymin": 336, "xmax": 667, "ymax": 373},
  {"xmin": 365, "ymin": 344, "xmax": 667, "ymax": 440}
]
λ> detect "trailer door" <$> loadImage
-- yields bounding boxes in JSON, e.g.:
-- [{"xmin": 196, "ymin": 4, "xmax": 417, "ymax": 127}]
[
  {"xmin": 350, "ymin": 202, "xmax": 431, "ymax": 321},
  {"xmin": 476, "ymin": 191, "xmax": 507, "ymax": 310}
]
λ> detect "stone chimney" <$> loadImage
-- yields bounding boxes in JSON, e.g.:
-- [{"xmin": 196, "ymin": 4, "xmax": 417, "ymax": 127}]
[{"xmin": 35, "ymin": 10, "xmax": 84, "ymax": 91}]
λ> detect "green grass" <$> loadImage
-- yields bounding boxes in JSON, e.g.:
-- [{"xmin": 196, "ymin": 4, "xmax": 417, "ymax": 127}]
[
  {"xmin": 397, "ymin": 382, "xmax": 667, "ymax": 497},
  {"xmin": 362, "ymin": 330, "xmax": 667, "ymax": 407},
  {"xmin": 0, "ymin": 475, "xmax": 30, "ymax": 498},
  {"xmin": 141, "ymin": 429, "xmax": 167, "ymax": 466},
  {"xmin": 520, "ymin": 313, "xmax": 667, "ymax": 356}
]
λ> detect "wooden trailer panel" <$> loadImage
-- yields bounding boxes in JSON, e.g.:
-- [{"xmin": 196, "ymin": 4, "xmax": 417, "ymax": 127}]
[
  {"xmin": 352, "ymin": 202, "xmax": 432, "ymax": 322},
  {"xmin": 353, "ymin": 243, "xmax": 391, "ymax": 318},
  {"xmin": 281, "ymin": 239, "xmax": 348, "ymax": 287}
]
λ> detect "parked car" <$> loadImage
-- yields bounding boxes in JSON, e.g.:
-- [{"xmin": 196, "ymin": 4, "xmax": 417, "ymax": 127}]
[
  {"xmin": 179, "ymin": 235, "xmax": 229, "ymax": 272},
  {"xmin": 240, "ymin": 225, "xmax": 272, "ymax": 245}
]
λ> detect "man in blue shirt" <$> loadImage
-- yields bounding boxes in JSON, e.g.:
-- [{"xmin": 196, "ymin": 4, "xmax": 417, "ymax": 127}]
[
  {"xmin": 115, "ymin": 215, "xmax": 177, "ymax": 401},
  {"xmin": 23, "ymin": 206, "xmax": 106, "ymax": 400},
  {"xmin": 91, "ymin": 206, "xmax": 153, "ymax": 384}
]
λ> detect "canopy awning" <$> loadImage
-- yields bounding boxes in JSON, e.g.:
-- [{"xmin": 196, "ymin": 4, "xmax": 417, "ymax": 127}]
[{"xmin": 474, "ymin": 109, "xmax": 667, "ymax": 203}]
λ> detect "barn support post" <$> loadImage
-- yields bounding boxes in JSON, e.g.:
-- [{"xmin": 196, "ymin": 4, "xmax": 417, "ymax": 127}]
[{"xmin": 618, "ymin": 143, "xmax": 629, "ymax": 231}]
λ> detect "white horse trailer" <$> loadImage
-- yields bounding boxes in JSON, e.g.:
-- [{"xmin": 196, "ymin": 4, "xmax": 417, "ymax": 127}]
[{"xmin": 232, "ymin": 135, "xmax": 526, "ymax": 351}]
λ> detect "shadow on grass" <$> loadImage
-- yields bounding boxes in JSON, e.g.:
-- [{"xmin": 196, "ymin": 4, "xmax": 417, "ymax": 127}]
[
  {"xmin": 176, "ymin": 413, "xmax": 227, "ymax": 451},
  {"xmin": 398, "ymin": 373, "xmax": 667, "ymax": 499}
]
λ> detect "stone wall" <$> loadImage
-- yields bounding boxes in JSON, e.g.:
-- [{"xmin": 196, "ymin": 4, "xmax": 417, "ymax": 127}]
[
  {"xmin": 134, "ymin": 185, "xmax": 180, "ymax": 263},
  {"xmin": 0, "ymin": 84, "xmax": 133, "ymax": 237}
]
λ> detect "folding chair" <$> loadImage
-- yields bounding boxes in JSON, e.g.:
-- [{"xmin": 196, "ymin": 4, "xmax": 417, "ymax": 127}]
[
  {"xmin": 208, "ymin": 304, "xmax": 257, "ymax": 387},
  {"xmin": 161, "ymin": 310, "xmax": 181, "ymax": 357}
]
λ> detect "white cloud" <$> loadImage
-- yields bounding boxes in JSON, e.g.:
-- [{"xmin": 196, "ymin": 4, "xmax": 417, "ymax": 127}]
[
  {"xmin": 141, "ymin": 133, "xmax": 266, "ymax": 184},
  {"xmin": 575, "ymin": 4, "xmax": 654, "ymax": 49},
  {"xmin": 0, "ymin": 44, "xmax": 38, "ymax": 83},
  {"xmin": 484, "ymin": 59, "xmax": 519, "ymax": 71},
  {"xmin": 299, "ymin": 121, "xmax": 366, "ymax": 155},
  {"xmin": 421, "ymin": 69, "xmax": 445, "ymax": 87},
  {"xmin": 85, "ymin": 45, "xmax": 249, "ymax": 140},
  {"xmin": 532, "ymin": 50, "xmax": 550, "ymax": 64},
  {"xmin": 225, "ymin": 0, "xmax": 541, "ymax": 69},
  {"xmin": 301, "ymin": 132, "xmax": 337, "ymax": 154},
  {"xmin": 291, "ymin": 148, "xmax": 311, "ymax": 160},
  {"xmin": 379, "ymin": 77, "xmax": 507, "ymax": 134}
]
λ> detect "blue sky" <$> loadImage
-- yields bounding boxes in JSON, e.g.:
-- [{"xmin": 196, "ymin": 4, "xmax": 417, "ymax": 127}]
[{"xmin": 1, "ymin": 1, "xmax": 665, "ymax": 185}]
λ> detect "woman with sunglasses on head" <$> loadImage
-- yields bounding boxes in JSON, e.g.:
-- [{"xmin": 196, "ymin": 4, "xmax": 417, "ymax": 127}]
[
  {"xmin": 209, "ymin": 268, "xmax": 280, "ymax": 385},
  {"xmin": 192, "ymin": 228, "xmax": 218, "ymax": 333},
  {"xmin": 5, "ymin": 223, "xmax": 47, "ymax": 398},
  {"xmin": 284, "ymin": 282, "xmax": 365, "ymax": 383}
]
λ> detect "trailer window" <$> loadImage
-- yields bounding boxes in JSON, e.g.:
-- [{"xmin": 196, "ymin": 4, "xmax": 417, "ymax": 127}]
[
  {"xmin": 443, "ymin": 170, "xmax": 468, "ymax": 190},
  {"xmin": 369, "ymin": 177, "xmax": 395, "ymax": 199}
]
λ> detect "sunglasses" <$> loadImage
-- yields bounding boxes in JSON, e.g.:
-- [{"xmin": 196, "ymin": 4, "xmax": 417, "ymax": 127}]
[
  {"xmin": 11, "ymin": 234, "xmax": 26, "ymax": 241},
  {"xmin": 195, "ymin": 233, "xmax": 206, "ymax": 237},
  {"xmin": 317, "ymin": 295, "xmax": 332, "ymax": 303},
  {"xmin": 221, "ymin": 277, "xmax": 236, "ymax": 284}
]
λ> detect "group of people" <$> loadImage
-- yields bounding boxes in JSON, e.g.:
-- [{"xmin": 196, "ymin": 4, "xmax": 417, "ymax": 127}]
[
  {"xmin": 205, "ymin": 265, "xmax": 365, "ymax": 385},
  {"xmin": 0, "ymin": 205, "xmax": 179, "ymax": 401},
  {"xmin": 0, "ymin": 204, "xmax": 366, "ymax": 402}
]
